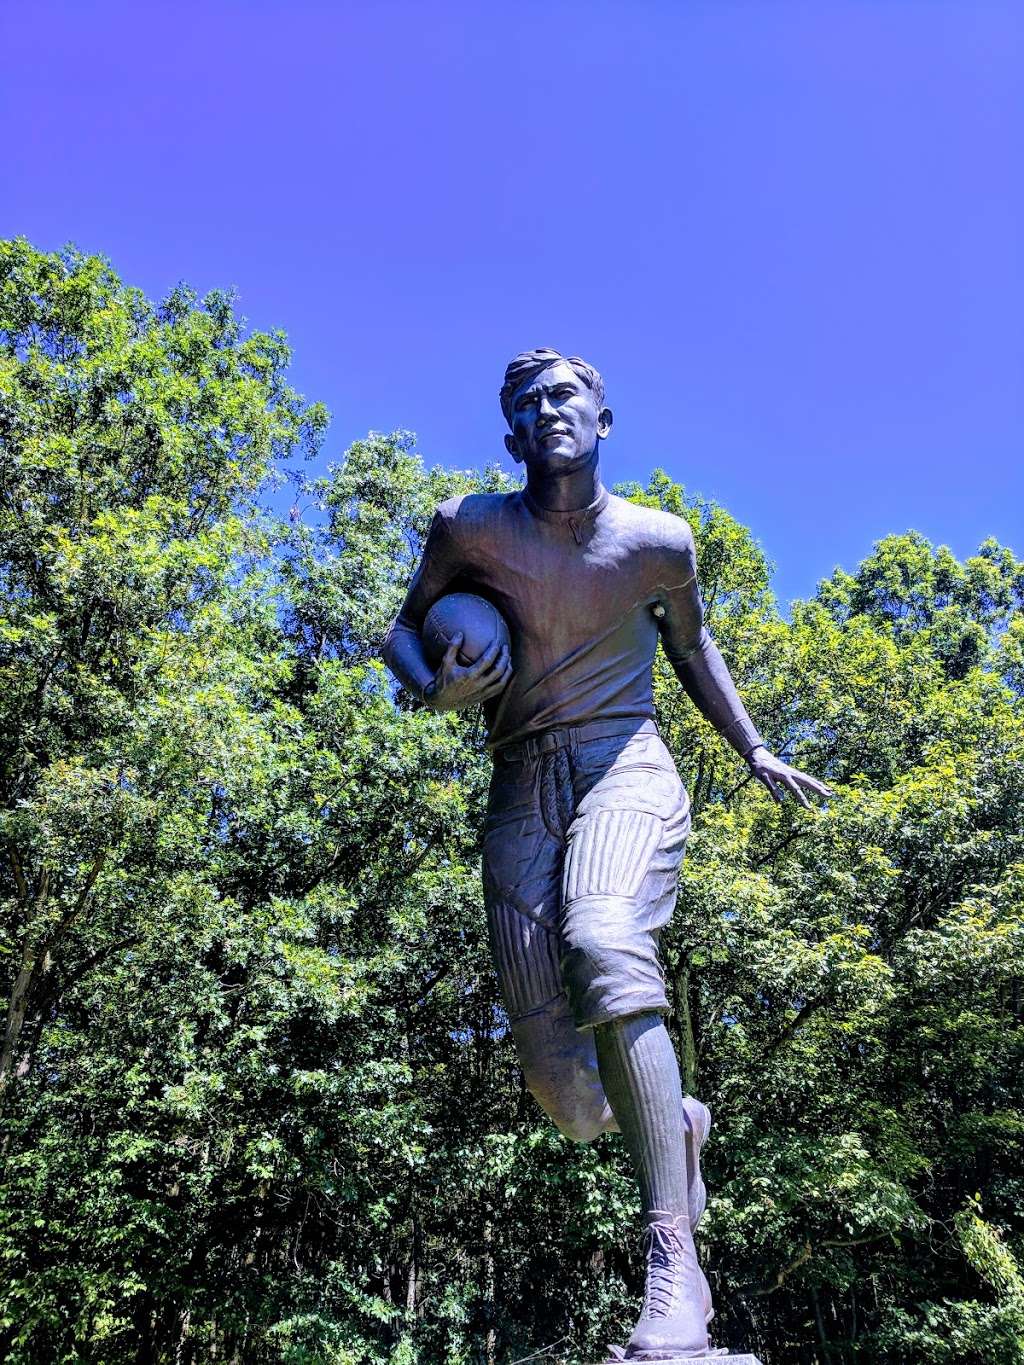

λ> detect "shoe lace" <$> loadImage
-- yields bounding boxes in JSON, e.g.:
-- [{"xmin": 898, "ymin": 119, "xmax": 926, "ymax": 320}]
[{"xmin": 640, "ymin": 1219, "xmax": 686, "ymax": 1319}]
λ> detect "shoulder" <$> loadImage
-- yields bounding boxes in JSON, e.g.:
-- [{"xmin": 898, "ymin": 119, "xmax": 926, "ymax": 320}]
[
  {"xmin": 605, "ymin": 494, "xmax": 695, "ymax": 556},
  {"xmin": 433, "ymin": 491, "xmax": 521, "ymax": 541},
  {"xmin": 436, "ymin": 490, "xmax": 518, "ymax": 523}
]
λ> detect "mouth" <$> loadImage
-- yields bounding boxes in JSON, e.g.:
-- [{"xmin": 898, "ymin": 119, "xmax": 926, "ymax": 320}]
[{"xmin": 539, "ymin": 429, "xmax": 572, "ymax": 443}]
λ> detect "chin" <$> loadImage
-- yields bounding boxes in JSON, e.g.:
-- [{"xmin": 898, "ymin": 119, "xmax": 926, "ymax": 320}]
[{"xmin": 532, "ymin": 446, "xmax": 585, "ymax": 471}]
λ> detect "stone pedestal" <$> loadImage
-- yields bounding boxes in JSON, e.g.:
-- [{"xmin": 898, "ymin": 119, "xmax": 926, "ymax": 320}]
[
  {"xmin": 595, "ymin": 1356, "xmax": 762, "ymax": 1364},
  {"xmin": 592, "ymin": 1354, "xmax": 764, "ymax": 1365}
]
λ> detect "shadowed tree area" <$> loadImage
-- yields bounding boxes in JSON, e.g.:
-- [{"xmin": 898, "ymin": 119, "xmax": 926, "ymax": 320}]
[{"xmin": 1, "ymin": 240, "xmax": 1022, "ymax": 1364}]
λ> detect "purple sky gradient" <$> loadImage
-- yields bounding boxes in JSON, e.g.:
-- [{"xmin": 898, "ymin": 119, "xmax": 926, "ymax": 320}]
[{"xmin": 2, "ymin": 0, "xmax": 1021, "ymax": 604}]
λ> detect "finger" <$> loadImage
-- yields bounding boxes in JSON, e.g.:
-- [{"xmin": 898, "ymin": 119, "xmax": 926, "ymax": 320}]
[
  {"xmin": 759, "ymin": 772, "xmax": 782, "ymax": 803},
  {"xmin": 485, "ymin": 659, "xmax": 513, "ymax": 689},
  {"xmin": 479, "ymin": 659, "xmax": 513, "ymax": 695},
  {"xmin": 478, "ymin": 643, "xmax": 510, "ymax": 680},
  {"xmin": 464, "ymin": 638, "xmax": 501, "ymax": 678},
  {"xmin": 791, "ymin": 768, "xmax": 834, "ymax": 797},
  {"xmin": 782, "ymin": 773, "xmax": 811, "ymax": 809},
  {"xmin": 443, "ymin": 632, "xmax": 464, "ymax": 667}
]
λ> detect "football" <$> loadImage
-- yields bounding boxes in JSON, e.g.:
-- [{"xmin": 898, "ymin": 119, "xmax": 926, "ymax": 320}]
[{"xmin": 422, "ymin": 592, "xmax": 511, "ymax": 669}]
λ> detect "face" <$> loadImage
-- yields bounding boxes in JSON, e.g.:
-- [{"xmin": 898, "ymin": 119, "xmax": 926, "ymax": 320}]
[{"xmin": 504, "ymin": 361, "xmax": 613, "ymax": 474}]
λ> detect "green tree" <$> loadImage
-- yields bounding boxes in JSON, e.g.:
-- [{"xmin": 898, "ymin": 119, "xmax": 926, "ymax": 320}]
[
  {"xmin": 0, "ymin": 237, "xmax": 326, "ymax": 1100},
  {"xmin": 1, "ymin": 240, "xmax": 1021, "ymax": 1365}
]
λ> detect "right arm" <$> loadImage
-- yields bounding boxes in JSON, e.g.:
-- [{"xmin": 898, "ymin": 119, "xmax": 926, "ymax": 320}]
[{"xmin": 382, "ymin": 507, "xmax": 511, "ymax": 711}]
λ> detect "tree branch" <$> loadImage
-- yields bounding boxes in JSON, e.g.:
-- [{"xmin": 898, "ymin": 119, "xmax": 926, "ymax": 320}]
[
  {"xmin": 752, "ymin": 1233, "xmax": 888, "ymax": 1296},
  {"xmin": 752, "ymin": 827, "xmax": 809, "ymax": 869}
]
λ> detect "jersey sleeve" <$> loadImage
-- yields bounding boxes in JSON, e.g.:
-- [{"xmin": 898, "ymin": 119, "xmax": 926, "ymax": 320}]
[
  {"xmin": 393, "ymin": 505, "xmax": 464, "ymax": 630},
  {"xmin": 382, "ymin": 504, "xmax": 465, "ymax": 698},
  {"xmin": 654, "ymin": 524, "xmax": 704, "ymax": 664}
]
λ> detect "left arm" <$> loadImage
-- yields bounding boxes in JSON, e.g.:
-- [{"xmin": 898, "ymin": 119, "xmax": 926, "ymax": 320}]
[{"xmin": 657, "ymin": 526, "xmax": 832, "ymax": 807}]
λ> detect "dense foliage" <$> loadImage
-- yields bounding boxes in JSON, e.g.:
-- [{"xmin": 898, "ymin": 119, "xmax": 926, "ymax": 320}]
[{"xmin": 1, "ymin": 240, "xmax": 1022, "ymax": 1364}]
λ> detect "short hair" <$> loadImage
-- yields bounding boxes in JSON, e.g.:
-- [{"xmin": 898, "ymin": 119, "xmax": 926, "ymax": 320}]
[{"xmin": 499, "ymin": 347, "xmax": 605, "ymax": 428}]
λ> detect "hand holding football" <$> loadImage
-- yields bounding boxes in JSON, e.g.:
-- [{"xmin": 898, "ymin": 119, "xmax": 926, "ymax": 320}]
[{"xmin": 421, "ymin": 593, "xmax": 513, "ymax": 711}]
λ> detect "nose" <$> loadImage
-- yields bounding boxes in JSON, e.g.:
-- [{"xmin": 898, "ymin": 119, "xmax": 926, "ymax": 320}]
[{"xmin": 537, "ymin": 393, "xmax": 557, "ymax": 424}]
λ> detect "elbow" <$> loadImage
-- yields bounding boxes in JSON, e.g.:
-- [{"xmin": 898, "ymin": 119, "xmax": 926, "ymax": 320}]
[
  {"xmin": 381, "ymin": 618, "xmax": 402, "ymax": 672},
  {"xmin": 666, "ymin": 625, "xmax": 710, "ymax": 670}
]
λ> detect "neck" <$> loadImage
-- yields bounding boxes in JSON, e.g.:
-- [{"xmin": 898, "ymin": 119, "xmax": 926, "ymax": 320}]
[{"xmin": 525, "ymin": 455, "xmax": 603, "ymax": 512}]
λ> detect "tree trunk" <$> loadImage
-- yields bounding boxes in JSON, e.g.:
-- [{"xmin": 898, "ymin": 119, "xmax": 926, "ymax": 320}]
[
  {"xmin": 483, "ymin": 1218, "xmax": 496, "ymax": 1365},
  {"xmin": 678, "ymin": 962, "xmax": 699, "ymax": 1095},
  {"xmin": 1, "ymin": 853, "xmax": 106, "ymax": 1103},
  {"xmin": 406, "ymin": 1215, "xmax": 420, "ymax": 1313},
  {"xmin": 810, "ymin": 1285, "xmax": 833, "ymax": 1363},
  {"xmin": 175, "ymin": 1309, "xmax": 191, "ymax": 1365},
  {"xmin": 0, "ymin": 945, "xmax": 39, "ymax": 1101}
]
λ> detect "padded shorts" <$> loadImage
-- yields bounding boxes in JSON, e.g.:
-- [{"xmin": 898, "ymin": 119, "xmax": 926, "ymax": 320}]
[{"xmin": 482, "ymin": 718, "xmax": 690, "ymax": 1031}]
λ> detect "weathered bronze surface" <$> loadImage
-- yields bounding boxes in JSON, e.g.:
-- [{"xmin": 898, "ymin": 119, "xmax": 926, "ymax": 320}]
[{"xmin": 383, "ymin": 349, "xmax": 830, "ymax": 1359}]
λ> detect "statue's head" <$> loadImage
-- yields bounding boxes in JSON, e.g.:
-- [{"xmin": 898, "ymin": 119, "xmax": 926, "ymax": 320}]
[{"xmin": 500, "ymin": 348, "xmax": 613, "ymax": 474}]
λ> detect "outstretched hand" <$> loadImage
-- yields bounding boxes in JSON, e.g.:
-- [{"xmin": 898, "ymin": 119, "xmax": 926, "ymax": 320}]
[
  {"xmin": 746, "ymin": 746, "xmax": 833, "ymax": 808},
  {"xmin": 424, "ymin": 633, "xmax": 513, "ymax": 712}
]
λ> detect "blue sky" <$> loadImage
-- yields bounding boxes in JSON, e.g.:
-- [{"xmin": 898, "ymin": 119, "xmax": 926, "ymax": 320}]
[{"xmin": 3, "ymin": 0, "xmax": 1021, "ymax": 605}]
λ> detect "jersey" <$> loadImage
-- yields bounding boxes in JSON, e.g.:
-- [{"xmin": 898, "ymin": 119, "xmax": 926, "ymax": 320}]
[{"xmin": 386, "ymin": 484, "xmax": 761, "ymax": 755}]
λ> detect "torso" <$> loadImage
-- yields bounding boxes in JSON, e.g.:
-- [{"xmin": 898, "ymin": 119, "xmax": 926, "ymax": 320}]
[{"xmin": 440, "ymin": 490, "xmax": 687, "ymax": 748}]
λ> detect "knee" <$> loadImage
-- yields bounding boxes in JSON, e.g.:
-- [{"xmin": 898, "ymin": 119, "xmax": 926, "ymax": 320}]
[
  {"xmin": 559, "ymin": 1115, "xmax": 606, "ymax": 1145},
  {"xmin": 559, "ymin": 899, "xmax": 670, "ymax": 1030},
  {"xmin": 508, "ymin": 1004, "xmax": 615, "ymax": 1143},
  {"xmin": 524, "ymin": 1070, "xmax": 613, "ymax": 1144},
  {"xmin": 559, "ymin": 910, "xmax": 617, "ymax": 1003},
  {"xmin": 535, "ymin": 1087, "xmax": 610, "ymax": 1144}
]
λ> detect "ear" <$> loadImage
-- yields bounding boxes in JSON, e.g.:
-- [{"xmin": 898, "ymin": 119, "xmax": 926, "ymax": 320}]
[
  {"xmin": 504, "ymin": 432, "xmax": 523, "ymax": 463},
  {"xmin": 596, "ymin": 406, "xmax": 613, "ymax": 440}
]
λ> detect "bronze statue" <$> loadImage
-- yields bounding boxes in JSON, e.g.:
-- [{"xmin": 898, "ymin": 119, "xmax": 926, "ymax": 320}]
[{"xmin": 383, "ymin": 349, "xmax": 831, "ymax": 1361}]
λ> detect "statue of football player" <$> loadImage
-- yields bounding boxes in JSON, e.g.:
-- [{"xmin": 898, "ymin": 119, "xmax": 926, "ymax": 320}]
[{"xmin": 383, "ymin": 349, "xmax": 831, "ymax": 1360}]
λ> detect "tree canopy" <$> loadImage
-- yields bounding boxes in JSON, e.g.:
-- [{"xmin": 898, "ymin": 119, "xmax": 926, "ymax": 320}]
[{"xmin": 1, "ymin": 240, "xmax": 1022, "ymax": 1364}]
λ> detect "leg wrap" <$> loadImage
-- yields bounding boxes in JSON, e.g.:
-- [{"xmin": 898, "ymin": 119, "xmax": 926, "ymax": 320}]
[{"xmin": 595, "ymin": 1012, "xmax": 688, "ymax": 1218}]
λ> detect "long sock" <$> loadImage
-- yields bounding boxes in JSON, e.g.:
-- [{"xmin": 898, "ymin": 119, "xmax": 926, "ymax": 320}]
[{"xmin": 594, "ymin": 1011, "xmax": 687, "ymax": 1217}]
